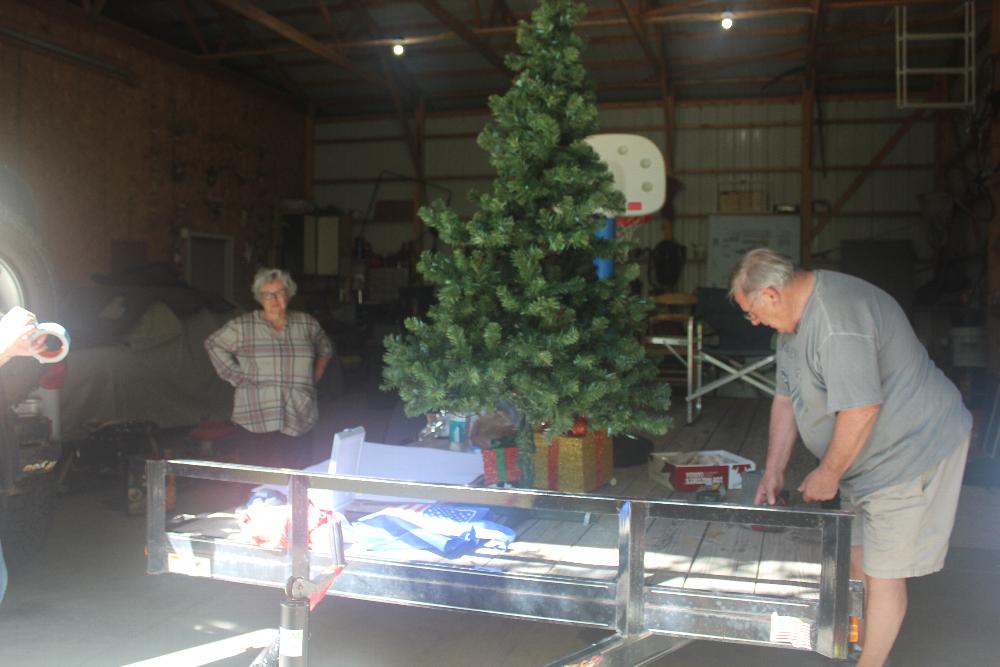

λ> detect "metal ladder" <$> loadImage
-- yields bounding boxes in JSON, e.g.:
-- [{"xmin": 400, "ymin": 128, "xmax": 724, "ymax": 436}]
[{"xmin": 896, "ymin": 1, "xmax": 975, "ymax": 109}]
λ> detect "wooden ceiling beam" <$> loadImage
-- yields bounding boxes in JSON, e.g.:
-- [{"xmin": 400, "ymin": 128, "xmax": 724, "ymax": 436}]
[
  {"xmin": 313, "ymin": 90, "xmax": 910, "ymax": 121},
  {"xmin": 673, "ymin": 44, "xmax": 808, "ymax": 70},
  {"xmin": 829, "ymin": 0, "xmax": 947, "ymax": 8},
  {"xmin": 297, "ymin": 56, "xmax": 651, "ymax": 86},
  {"xmin": 617, "ymin": 0, "xmax": 661, "ymax": 77},
  {"xmin": 176, "ymin": 0, "xmax": 210, "ymax": 54},
  {"xmin": 139, "ymin": 0, "xmax": 956, "ymax": 37},
  {"xmin": 213, "ymin": 6, "xmax": 308, "ymax": 99},
  {"xmin": 16, "ymin": 0, "xmax": 300, "ymax": 108},
  {"xmin": 342, "ymin": 0, "xmax": 423, "ymax": 170},
  {"xmin": 647, "ymin": 0, "xmax": 956, "ymax": 18},
  {"xmin": 207, "ymin": 25, "xmax": 802, "ymax": 64},
  {"xmin": 487, "ymin": 0, "xmax": 517, "ymax": 27},
  {"xmin": 214, "ymin": 11, "xmax": 238, "ymax": 54},
  {"xmin": 655, "ymin": 25, "xmax": 676, "ymax": 178},
  {"xmin": 315, "ymin": 1, "xmax": 345, "ymax": 44},
  {"xmin": 297, "ymin": 62, "xmax": 898, "ymax": 91},
  {"xmin": 804, "ymin": 0, "xmax": 824, "ymax": 88},
  {"xmin": 810, "ymin": 109, "xmax": 928, "ymax": 242},
  {"xmin": 198, "ymin": 4, "xmax": 971, "ymax": 63},
  {"xmin": 342, "ymin": 0, "xmax": 420, "ymax": 97},
  {"xmin": 414, "ymin": 0, "xmax": 511, "ymax": 75},
  {"xmin": 306, "ymin": 68, "xmax": 911, "ymax": 107},
  {"xmin": 81, "ymin": 0, "xmax": 108, "ymax": 15},
  {"xmin": 208, "ymin": 0, "xmax": 387, "ymax": 88},
  {"xmin": 671, "ymin": 41, "xmax": 950, "ymax": 70}
]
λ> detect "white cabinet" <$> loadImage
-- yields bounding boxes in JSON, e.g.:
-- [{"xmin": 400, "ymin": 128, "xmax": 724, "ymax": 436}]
[{"xmin": 303, "ymin": 215, "xmax": 341, "ymax": 275}]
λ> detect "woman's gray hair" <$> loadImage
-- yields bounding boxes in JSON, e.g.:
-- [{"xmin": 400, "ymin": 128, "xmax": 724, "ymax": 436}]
[
  {"xmin": 729, "ymin": 248, "xmax": 795, "ymax": 298},
  {"xmin": 251, "ymin": 268, "xmax": 297, "ymax": 300}
]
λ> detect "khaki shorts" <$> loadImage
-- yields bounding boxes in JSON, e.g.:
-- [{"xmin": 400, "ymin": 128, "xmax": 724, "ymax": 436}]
[{"xmin": 841, "ymin": 437, "xmax": 969, "ymax": 579}]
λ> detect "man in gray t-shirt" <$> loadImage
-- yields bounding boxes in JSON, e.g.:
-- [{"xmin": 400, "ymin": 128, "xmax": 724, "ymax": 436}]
[{"xmin": 730, "ymin": 248, "xmax": 970, "ymax": 667}]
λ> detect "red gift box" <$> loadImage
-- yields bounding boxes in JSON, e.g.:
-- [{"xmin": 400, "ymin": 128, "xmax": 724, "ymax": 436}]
[{"xmin": 482, "ymin": 446, "xmax": 521, "ymax": 484}]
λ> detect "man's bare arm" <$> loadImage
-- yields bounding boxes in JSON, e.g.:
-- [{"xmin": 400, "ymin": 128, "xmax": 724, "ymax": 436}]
[{"xmin": 799, "ymin": 403, "xmax": 880, "ymax": 502}]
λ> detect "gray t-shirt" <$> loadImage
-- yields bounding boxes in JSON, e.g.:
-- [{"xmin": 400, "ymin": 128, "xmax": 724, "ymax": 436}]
[{"xmin": 776, "ymin": 271, "xmax": 971, "ymax": 497}]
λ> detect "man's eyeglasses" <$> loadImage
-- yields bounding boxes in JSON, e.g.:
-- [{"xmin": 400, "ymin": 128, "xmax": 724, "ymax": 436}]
[
  {"xmin": 742, "ymin": 292, "xmax": 762, "ymax": 322},
  {"xmin": 260, "ymin": 289, "xmax": 289, "ymax": 302}
]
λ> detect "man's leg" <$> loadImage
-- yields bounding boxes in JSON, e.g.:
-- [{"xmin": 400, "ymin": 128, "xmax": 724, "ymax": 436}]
[
  {"xmin": 850, "ymin": 546, "xmax": 864, "ymax": 644},
  {"xmin": 856, "ymin": 574, "xmax": 906, "ymax": 667}
]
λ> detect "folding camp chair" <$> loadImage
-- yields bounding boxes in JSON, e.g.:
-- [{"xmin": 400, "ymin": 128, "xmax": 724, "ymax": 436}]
[
  {"xmin": 644, "ymin": 292, "xmax": 698, "ymax": 388},
  {"xmin": 686, "ymin": 287, "xmax": 776, "ymax": 424}
]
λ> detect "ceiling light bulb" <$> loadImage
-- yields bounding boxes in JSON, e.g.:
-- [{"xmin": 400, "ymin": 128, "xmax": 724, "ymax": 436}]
[
  {"xmin": 721, "ymin": 11, "xmax": 734, "ymax": 30},
  {"xmin": 392, "ymin": 42, "xmax": 405, "ymax": 57}
]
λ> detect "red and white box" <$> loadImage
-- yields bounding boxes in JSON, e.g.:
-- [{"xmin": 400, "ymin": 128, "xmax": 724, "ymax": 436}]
[{"xmin": 648, "ymin": 450, "xmax": 756, "ymax": 491}]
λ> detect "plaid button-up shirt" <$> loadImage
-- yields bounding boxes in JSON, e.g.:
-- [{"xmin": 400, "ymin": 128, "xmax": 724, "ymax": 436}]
[{"xmin": 205, "ymin": 310, "xmax": 334, "ymax": 436}]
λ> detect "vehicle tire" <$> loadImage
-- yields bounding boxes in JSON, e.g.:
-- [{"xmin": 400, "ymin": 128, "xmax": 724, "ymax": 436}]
[
  {"xmin": 0, "ymin": 169, "xmax": 58, "ymax": 562},
  {"xmin": 0, "ymin": 177, "xmax": 55, "ymax": 403},
  {"xmin": 0, "ymin": 207, "xmax": 56, "ymax": 320}
]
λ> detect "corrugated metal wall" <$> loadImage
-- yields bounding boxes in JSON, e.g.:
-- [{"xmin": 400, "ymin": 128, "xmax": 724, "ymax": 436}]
[{"xmin": 314, "ymin": 98, "xmax": 936, "ymax": 291}]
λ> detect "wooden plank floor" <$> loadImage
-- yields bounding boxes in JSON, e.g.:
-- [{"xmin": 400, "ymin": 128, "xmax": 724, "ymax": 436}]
[{"xmin": 337, "ymin": 397, "xmax": 826, "ymax": 600}]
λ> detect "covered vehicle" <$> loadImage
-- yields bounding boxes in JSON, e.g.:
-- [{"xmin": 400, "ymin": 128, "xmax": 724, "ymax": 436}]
[{"xmin": 55, "ymin": 263, "xmax": 237, "ymax": 441}]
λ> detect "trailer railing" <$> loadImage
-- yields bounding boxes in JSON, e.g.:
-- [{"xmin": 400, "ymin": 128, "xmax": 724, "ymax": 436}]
[{"xmin": 147, "ymin": 459, "xmax": 859, "ymax": 666}]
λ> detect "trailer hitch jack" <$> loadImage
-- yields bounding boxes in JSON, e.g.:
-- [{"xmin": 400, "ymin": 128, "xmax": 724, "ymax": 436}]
[{"xmin": 251, "ymin": 521, "xmax": 347, "ymax": 667}]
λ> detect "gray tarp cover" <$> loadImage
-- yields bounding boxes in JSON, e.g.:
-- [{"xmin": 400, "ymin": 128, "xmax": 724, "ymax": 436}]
[{"xmin": 57, "ymin": 282, "xmax": 238, "ymax": 440}]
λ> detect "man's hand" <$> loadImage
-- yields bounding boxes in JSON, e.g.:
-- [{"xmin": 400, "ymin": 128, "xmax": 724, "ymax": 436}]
[
  {"xmin": 754, "ymin": 469, "xmax": 785, "ymax": 505},
  {"xmin": 798, "ymin": 465, "xmax": 841, "ymax": 502}
]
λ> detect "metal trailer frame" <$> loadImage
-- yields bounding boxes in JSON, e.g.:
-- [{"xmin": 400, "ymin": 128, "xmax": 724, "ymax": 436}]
[{"xmin": 147, "ymin": 460, "xmax": 860, "ymax": 667}]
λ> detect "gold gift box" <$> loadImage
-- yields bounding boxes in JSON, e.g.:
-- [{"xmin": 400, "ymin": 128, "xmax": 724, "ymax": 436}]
[{"xmin": 532, "ymin": 428, "xmax": 613, "ymax": 493}]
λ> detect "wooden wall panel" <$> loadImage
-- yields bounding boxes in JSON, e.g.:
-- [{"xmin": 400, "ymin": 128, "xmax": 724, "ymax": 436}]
[{"xmin": 0, "ymin": 3, "xmax": 306, "ymax": 303}]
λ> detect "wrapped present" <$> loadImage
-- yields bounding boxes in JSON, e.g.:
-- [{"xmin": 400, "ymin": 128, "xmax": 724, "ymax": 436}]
[
  {"xmin": 481, "ymin": 445, "xmax": 521, "ymax": 485},
  {"xmin": 532, "ymin": 425, "xmax": 613, "ymax": 493}
]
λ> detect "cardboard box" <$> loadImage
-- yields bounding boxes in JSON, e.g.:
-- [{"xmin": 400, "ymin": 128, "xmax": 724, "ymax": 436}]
[
  {"xmin": 717, "ymin": 190, "xmax": 769, "ymax": 213},
  {"xmin": 718, "ymin": 191, "xmax": 743, "ymax": 213},
  {"xmin": 748, "ymin": 190, "xmax": 769, "ymax": 213},
  {"xmin": 648, "ymin": 450, "xmax": 755, "ymax": 491}
]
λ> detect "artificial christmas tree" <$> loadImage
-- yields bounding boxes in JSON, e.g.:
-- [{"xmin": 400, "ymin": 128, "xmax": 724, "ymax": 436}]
[{"xmin": 382, "ymin": 0, "xmax": 670, "ymax": 486}]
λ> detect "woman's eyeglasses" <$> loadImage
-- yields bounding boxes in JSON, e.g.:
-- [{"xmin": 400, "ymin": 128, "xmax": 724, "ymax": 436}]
[{"xmin": 260, "ymin": 289, "xmax": 289, "ymax": 302}]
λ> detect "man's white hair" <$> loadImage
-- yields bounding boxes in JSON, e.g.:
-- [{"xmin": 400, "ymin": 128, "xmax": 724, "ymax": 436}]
[
  {"xmin": 729, "ymin": 248, "xmax": 795, "ymax": 298},
  {"xmin": 251, "ymin": 268, "xmax": 297, "ymax": 301}
]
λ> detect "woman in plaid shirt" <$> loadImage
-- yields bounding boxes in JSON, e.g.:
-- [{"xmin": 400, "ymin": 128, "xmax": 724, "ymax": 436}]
[{"xmin": 205, "ymin": 268, "xmax": 333, "ymax": 468}]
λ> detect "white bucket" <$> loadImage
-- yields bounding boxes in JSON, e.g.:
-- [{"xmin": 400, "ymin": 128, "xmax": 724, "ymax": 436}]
[{"xmin": 950, "ymin": 326, "xmax": 987, "ymax": 368}]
